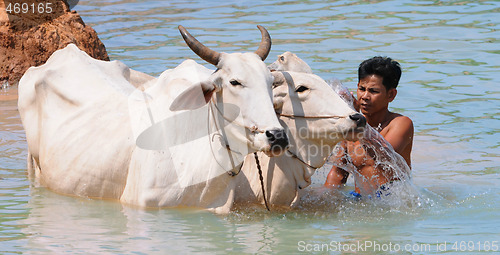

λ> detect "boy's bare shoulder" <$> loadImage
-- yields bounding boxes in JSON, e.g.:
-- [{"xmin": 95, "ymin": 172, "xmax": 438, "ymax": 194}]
[
  {"xmin": 387, "ymin": 114, "xmax": 413, "ymax": 136},
  {"xmin": 389, "ymin": 112, "xmax": 412, "ymax": 124},
  {"xmin": 385, "ymin": 112, "xmax": 413, "ymax": 133}
]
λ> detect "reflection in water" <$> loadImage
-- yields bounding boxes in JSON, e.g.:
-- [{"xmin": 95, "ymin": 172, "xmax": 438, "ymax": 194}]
[{"xmin": 22, "ymin": 189, "xmax": 294, "ymax": 254}]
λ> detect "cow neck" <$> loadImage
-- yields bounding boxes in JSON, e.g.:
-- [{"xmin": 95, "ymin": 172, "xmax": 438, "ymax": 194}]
[
  {"xmin": 281, "ymin": 118, "xmax": 333, "ymax": 170},
  {"xmin": 285, "ymin": 149, "xmax": 319, "ymax": 170},
  {"xmin": 208, "ymin": 92, "xmax": 243, "ymax": 176}
]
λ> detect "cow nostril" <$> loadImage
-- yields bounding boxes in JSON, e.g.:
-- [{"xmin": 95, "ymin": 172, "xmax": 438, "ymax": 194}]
[
  {"xmin": 265, "ymin": 130, "xmax": 275, "ymax": 141},
  {"xmin": 266, "ymin": 129, "xmax": 289, "ymax": 152},
  {"xmin": 349, "ymin": 113, "xmax": 361, "ymax": 121}
]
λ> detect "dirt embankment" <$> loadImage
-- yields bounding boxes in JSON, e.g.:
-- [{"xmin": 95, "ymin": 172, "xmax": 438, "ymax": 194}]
[{"xmin": 0, "ymin": 0, "xmax": 109, "ymax": 88}]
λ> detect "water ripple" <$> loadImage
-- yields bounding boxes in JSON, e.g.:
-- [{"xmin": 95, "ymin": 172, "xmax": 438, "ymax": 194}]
[{"xmin": 1, "ymin": 0, "xmax": 499, "ymax": 253}]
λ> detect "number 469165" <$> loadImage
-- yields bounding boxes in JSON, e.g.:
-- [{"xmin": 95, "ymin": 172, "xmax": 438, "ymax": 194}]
[
  {"xmin": 451, "ymin": 241, "xmax": 498, "ymax": 252},
  {"xmin": 6, "ymin": 2, "xmax": 53, "ymax": 14}
]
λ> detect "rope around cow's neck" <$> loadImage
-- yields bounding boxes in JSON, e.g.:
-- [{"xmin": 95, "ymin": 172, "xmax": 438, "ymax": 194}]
[
  {"xmin": 209, "ymin": 100, "xmax": 270, "ymax": 211},
  {"xmin": 253, "ymin": 152, "xmax": 270, "ymax": 211},
  {"xmin": 285, "ymin": 149, "xmax": 320, "ymax": 170},
  {"xmin": 252, "ymin": 149, "xmax": 319, "ymax": 212},
  {"xmin": 210, "ymin": 99, "xmax": 272, "ymax": 211},
  {"xmin": 209, "ymin": 102, "xmax": 341, "ymax": 210},
  {"xmin": 207, "ymin": 100, "xmax": 242, "ymax": 176},
  {"xmin": 279, "ymin": 113, "xmax": 345, "ymax": 119},
  {"xmin": 279, "ymin": 112, "xmax": 345, "ymax": 169}
]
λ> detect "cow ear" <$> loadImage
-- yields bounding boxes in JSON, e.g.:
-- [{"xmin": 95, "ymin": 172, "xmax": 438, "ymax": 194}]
[
  {"xmin": 271, "ymin": 71, "xmax": 285, "ymax": 87},
  {"xmin": 169, "ymin": 81, "xmax": 215, "ymax": 111},
  {"xmin": 271, "ymin": 71, "xmax": 286, "ymax": 112}
]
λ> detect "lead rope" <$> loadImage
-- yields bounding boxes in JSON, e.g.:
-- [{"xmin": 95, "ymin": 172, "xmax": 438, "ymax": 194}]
[
  {"xmin": 279, "ymin": 113, "xmax": 344, "ymax": 119},
  {"xmin": 286, "ymin": 149, "xmax": 319, "ymax": 170},
  {"xmin": 253, "ymin": 152, "xmax": 270, "ymax": 211}
]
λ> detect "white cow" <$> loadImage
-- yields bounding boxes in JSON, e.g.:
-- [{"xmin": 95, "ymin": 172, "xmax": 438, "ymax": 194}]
[
  {"xmin": 234, "ymin": 61, "xmax": 365, "ymax": 209},
  {"xmin": 18, "ymin": 26, "xmax": 289, "ymax": 213},
  {"xmin": 267, "ymin": 51, "xmax": 313, "ymax": 73}
]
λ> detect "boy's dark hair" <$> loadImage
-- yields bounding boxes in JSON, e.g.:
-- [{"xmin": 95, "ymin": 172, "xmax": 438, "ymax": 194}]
[{"xmin": 358, "ymin": 56, "xmax": 401, "ymax": 90}]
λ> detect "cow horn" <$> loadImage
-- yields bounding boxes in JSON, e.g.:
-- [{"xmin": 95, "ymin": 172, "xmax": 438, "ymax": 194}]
[
  {"xmin": 255, "ymin": 25, "xmax": 272, "ymax": 61},
  {"xmin": 178, "ymin": 25, "xmax": 220, "ymax": 66}
]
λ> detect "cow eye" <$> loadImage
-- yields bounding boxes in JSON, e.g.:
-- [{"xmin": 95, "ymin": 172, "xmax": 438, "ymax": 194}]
[
  {"xmin": 295, "ymin": 86, "xmax": 309, "ymax": 93},
  {"xmin": 279, "ymin": 56, "xmax": 285, "ymax": 62},
  {"xmin": 230, "ymin": 80, "xmax": 242, "ymax": 86}
]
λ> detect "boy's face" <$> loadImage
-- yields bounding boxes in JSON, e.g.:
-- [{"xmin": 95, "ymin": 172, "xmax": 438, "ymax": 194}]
[{"xmin": 356, "ymin": 74, "xmax": 397, "ymax": 116}]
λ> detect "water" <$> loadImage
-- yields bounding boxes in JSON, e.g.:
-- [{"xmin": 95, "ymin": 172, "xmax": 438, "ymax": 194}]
[{"xmin": 1, "ymin": 0, "xmax": 499, "ymax": 253}]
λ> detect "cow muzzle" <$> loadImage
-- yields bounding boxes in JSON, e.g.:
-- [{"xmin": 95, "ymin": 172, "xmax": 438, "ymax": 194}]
[
  {"xmin": 349, "ymin": 113, "xmax": 366, "ymax": 128},
  {"xmin": 343, "ymin": 113, "xmax": 367, "ymax": 141},
  {"xmin": 265, "ymin": 128, "xmax": 289, "ymax": 156}
]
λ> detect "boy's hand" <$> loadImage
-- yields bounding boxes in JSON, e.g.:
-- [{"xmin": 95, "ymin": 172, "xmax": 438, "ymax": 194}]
[{"xmin": 351, "ymin": 91, "xmax": 360, "ymax": 112}]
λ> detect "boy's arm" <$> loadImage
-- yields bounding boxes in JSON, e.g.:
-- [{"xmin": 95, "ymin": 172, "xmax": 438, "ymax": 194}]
[
  {"xmin": 324, "ymin": 165, "xmax": 349, "ymax": 188},
  {"xmin": 324, "ymin": 142, "xmax": 350, "ymax": 188}
]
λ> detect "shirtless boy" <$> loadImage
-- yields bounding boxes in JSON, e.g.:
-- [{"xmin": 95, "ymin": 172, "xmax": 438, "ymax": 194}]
[{"xmin": 324, "ymin": 56, "xmax": 414, "ymax": 196}]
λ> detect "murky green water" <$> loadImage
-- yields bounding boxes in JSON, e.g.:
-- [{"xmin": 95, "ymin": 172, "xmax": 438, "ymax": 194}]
[{"xmin": 1, "ymin": 0, "xmax": 499, "ymax": 254}]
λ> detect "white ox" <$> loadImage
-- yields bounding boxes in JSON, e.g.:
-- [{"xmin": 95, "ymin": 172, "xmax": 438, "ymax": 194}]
[
  {"xmin": 18, "ymin": 26, "xmax": 289, "ymax": 213},
  {"xmin": 267, "ymin": 51, "xmax": 313, "ymax": 74},
  {"xmin": 233, "ymin": 54, "xmax": 365, "ymax": 209}
]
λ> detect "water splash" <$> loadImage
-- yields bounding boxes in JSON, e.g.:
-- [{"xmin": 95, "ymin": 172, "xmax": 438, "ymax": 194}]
[{"xmin": 293, "ymin": 81, "xmax": 437, "ymax": 217}]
